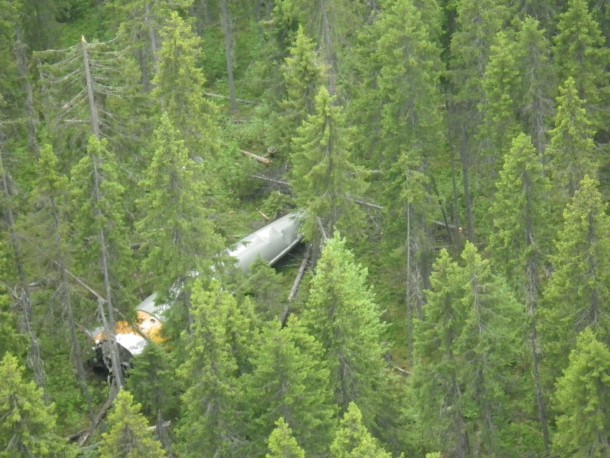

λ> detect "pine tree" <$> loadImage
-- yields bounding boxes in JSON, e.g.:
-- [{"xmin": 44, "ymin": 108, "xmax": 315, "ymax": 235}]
[
  {"xmin": 135, "ymin": 113, "xmax": 223, "ymax": 300},
  {"xmin": 544, "ymin": 77, "xmax": 598, "ymax": 201},
  {"xmin": 513, "ymin": 17, "xmax": 555, "ymax": 152},
  {"xmin": 176, "ymin": 280, "xmax": 243, "ymax": 457},
  {"xmin": 0, "ymin": 353, "xmax": 72, "ymax": 457},
  {"xmin": 153, "ymin": 12, "xmax": 220, "ymax": 164},
  {"xmin": 488, "ymin": 133, "xmax": 552, "ymax": 447},
  {"xmin": 276, "ymin": 25, "xmax": 324, "ymax": 162},
  {"xmin": 303, "ymin": 233, "xmax": 387, "ymax": 430},
  {"xmin": 125, "ymin": 342, "xmax": 179, "ymax": 421},
  {"xmin": 290, "ymin": 86, "xmax": 367, "ymax": 241},
  {"xmin": 413, "ymin": 244, "xmax": 532, "ymax": 456},
  {"xmin": 539, "ymin": 176, "xmax": 610, "ymax": 385},
  {"xmin": 479, "ymin": 30, "xmax": 521, "ymax": 178},
  {"xmin": 552, "ymin": 328, "xmax": 610, "ymax": 457},
  {"xmin": 553, "ymin": 0, "xmax": 610, "ymax": 131},
  {"xmin": 330, "ymin": 402, "xmax": 392, "ymax": 458},
  {"xmin": 241, "ymin": 319, "xmax": 336, "ymax": 456},
  {"xmin": 266, "ymin": 417, "xmax": 305, "ymax": 458},
  {"xmin": 98, "ymin": 389, "xmax": 166, "ymax": 458}
]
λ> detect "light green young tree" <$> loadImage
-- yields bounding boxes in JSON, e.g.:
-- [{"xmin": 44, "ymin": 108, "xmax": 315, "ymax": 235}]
[
  {"xmin": 98, "ymin": 389, "xmax": 166, "ymax": 458},
  {"xmin": 540, "ymin": 176, "xmax": 610, "ymax": 386},
  {"xmin": 544, "ymin": 77, "xmax": 598, "ymax": 201},
  {"xmin": 153, "ymin": 12, "xmax": 220, "ymax": 163},
  {"xmin": 0, "ymin": 353, "xmax": 73, "ymax": 457},
  {"xmin": 276, "ymin": 26, "xmax": 324, "ymax": 160},
  {"xmin": 330, "ymin": 402, "xmax": 392, "ymax": 458},
  {"xmin": 176, "ymin": 280, "xmax": 243, "ymax": 457},
  {"xmin": 303, "ymin": 234, "xmax": 387, "ymax": 430},
  {"xmin": 290, "ymin": 86, "xmax": 367, "ymax": 242},
  {"xmin": 266, "ymin": 417, "xmax": 306, "ymax": 458},
  {"xmin": 552, "ymin": 328, "xmax": 610, "ymax": 457}
]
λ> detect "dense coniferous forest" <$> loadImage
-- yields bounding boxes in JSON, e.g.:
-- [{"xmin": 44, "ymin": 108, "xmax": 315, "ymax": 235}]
[{"xmin": 0, "ymin": 0, "xmax": 609, "ymax": 456}]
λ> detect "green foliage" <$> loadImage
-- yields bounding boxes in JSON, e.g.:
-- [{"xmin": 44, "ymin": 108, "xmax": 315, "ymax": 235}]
[
  {"xmin": 330, "ymin": 402, "xmax": 392, "ymax": 458},
  {"xmin": 126, "ymin": 343, "xmax": 179, "ymax": 421},
  {"xmin": 303, "ymin": 233, "xmax": 387, "ymax": 429},
  {"xmin": 0, "ymin": 353, "xmax": 74, "ymax": 457},
  {"xmin": 176, "ymin": 280, "xmax": 243, "ymax": 457},
  {"xmin": 266, "ymin": 417, "xmax": 306, "ymax": 458},
  {"xmin": 98, "ymin": 389, "xmax": 166, "ymax": 458},
  {"xmin": 545, "ymin": 77, "xmax": 598, "ymax": 200},
  {"xmin": 136, "ymin": 113, "xmax": 223, "ymax": 297},
  {"xmin": 554, "ymin": 0, "xmax": 610, "ymax": 131},
  {"xmin": 488, "ymin": 132, "xmax": 552, "ymax": 294},
  {"xmin": 153, "ymin": 12, "xmax": 220, "ymax": 162},
  {"xmin": 241, "ymin": 318, "xmax": 336, "ymax": 456},
  {"xmin": 540, "ymin": 176, "xmax": 610, "ymax": 385},
  {"xmin": 552, "ymin": 328, "xmax": 610, "ymax": 457},
  {"xmin": 274, "ymin": 25, "xmax": 324, "ymax": 161},
  {"xmin": 69, "ymin": 136, "xmax": 134, "ymax": 307},
  {"xmin": 290, "ymin": 86, "xmax": 367, "ymax": 241},
  {"xmin": 413, "ymin": 244, "xmax": 534, "ymax": 456}
]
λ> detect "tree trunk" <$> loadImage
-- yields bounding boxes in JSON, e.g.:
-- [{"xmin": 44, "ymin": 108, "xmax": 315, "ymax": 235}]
[
  {"xmin": 14, "ymin": 26, "xmax": 39, "ymax": 157},
  {"xmin": 220, "ymin": 0, "xmax": 238, "ymax": 113}
]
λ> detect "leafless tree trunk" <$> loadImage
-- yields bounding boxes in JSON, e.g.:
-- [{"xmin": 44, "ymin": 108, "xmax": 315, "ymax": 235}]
[
  {"xmin": 82, "ymin": 37, "xmax": 124, "ymax": 389},
  {"xmin": 220, "ymin": 0, "xmax": 238, "ymax": 113},
  {"xmin": 14, "ymin": 26, "xmax": 39, "ymax": 156}
]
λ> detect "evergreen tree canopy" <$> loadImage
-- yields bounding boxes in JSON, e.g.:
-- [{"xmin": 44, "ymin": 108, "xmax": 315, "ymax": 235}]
[
  {"xmin": 303, "ymin": 233, "xmax": 387, "ymax": 429},
  {"xmin": 241, "ymin": 318, "xmax": 335, "ymax": 456},
  {"xmin": 330, "ymin": 402, "xmax": 392, "ymax": 458},
  {"xmin": 266, "ymin": 417, "xmax": 306, "ymax": 458},
  {"xmin": 290, "ymin": 86, "xmax": 367, "ymax": 241},
  {"xmin": 552, "ymin": 328, "xmax": 610, "ymax": 457},
  {"xmin": 98, "ymin": 389, "xmax": 166, "ymax": 458},
  {"xmin": 540, "ymin": 175, "xmax": 610, "ymax": 384},
  {"xmin": 0, "ymin": 353, "xmax": 71, "ymax": 457}
]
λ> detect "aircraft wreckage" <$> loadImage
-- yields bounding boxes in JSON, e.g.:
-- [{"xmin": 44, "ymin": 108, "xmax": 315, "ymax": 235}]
[{"xmin": 89, "ymin": 212, "xmax": 303, "ymax": 375}]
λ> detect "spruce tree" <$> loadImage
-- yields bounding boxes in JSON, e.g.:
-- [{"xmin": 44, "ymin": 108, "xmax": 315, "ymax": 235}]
[
  {"xmin": 330, "ymin": 402, "xmax": 392, "ymax": 458},
  {"xmin": 413, "ymin": 244, "xmax": 533, "ymax": 456},
  {"xmin": 153, "ymin": 12, "xmax": 220, "ymax": 164},
  {"xmin": 0, "ymin": 353, "xmax": 72, "ymax": 457},
  {"xmin": 241, "ymin": 319, "xmax": 336, "ymax": 456},
  {"xmin": 276, "ymin": 25, "xmax": 324, "ymax": 162},
  {"xmin": 303, "ymin": 233, "xmax": 387, "ymax": 430},
  {"xmin": 98, "ymin": 389, "xmax": 166, "ymax": 458},
  {"xmin": 136, "ymin": 113, "xmax": 223, "ymax": 300},
  {"xmin": 553, "ymin": 0, "xmax": 610, "ymax": 131},
  {"xmin": 540, "ymin": 176, "xmax": 610, "ymax": 385},
  {"xmin": 488, "ymin": 133, "xmax": 552, "ymax": 446},
  {"xmin": 176, "ymin": 280, "xmax": 243, "ymax": 457},
  {"xmin": 552, "ymin": 328, "xmax": 610, "ymax": 457},
  {"xmin": 290, "ymin": 86, "xmax": 367, "ymax": 242},
  {"xmin": 266, "ymin": 417, "xmax": 305, "ymax": 458},
  {"xmin": 513, "ymin": 17, "xmax": 555, "ymax": 152},
  {"xmin": 544, "ymin": 77, "xmax": 598, "ymax": 201}
]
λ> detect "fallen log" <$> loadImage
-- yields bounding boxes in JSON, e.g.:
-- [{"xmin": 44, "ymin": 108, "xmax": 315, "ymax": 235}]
[{"xmin": 241, "ymin": 150, "xmax": 272, "ymax": 165}]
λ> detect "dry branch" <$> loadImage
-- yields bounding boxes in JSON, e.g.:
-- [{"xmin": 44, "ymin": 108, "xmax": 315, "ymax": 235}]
[{"xmin": 241, "ymin": 150, "xmax": 272, "ymax": 165}]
